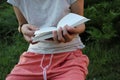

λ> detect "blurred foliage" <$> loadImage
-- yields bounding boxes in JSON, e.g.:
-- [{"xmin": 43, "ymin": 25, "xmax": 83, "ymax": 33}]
[
  {"xmin": 0, "ymin": 2, "xmax": 18, "ymax": 44},
  {"xmin": 84, "ymin": 0, "xmax": 120, "ymax": 43}
]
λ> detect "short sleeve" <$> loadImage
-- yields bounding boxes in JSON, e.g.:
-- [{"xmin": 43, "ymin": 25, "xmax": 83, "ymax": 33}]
[
  {"xmin": 7, "ymin": 0, "xmax": 18, "ymax": 7},
  {"xmin": 69, "ymin": 0, "xmax": 77, "ymax": 5}
]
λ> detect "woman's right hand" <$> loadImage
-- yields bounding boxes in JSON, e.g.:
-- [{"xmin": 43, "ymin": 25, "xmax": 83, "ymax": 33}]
[{"xmin": 21, "ymin": 24, "xmax": 38, "ymax": 43}]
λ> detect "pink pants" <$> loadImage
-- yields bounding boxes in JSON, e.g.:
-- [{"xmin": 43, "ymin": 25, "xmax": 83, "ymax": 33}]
[{"xmin": 6, "ymin": 49, "xmax": 89, "ymax": 80}]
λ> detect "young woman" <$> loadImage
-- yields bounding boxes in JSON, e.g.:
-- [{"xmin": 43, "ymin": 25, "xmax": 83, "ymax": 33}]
[{"xmin": 6, "ymin": 0, "xmax": 89, "ymax": 80}]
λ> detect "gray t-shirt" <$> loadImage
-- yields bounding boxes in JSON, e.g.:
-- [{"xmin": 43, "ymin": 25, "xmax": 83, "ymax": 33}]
[{"xmin": 7, "ymin": 0, "xmax": 85, "ymax": 54}]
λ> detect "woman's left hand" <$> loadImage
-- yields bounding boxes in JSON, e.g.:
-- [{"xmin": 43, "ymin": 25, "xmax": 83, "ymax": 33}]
[{"xmin": 53, "ymin": 25, "xmax": 79, "ymax": 43}]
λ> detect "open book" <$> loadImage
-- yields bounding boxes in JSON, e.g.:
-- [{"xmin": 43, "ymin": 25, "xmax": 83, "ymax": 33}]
[{"xmin": 32, "ymin": 13, "xmax": 90, "ymax": 42}]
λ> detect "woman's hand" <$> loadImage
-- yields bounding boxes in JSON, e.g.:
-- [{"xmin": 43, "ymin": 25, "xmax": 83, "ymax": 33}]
[
  {"xmin": 53, "ymin": 24, "xmax": 85, "ymax": 43},
  {"xmin": 53, "ymin": 25, "xmax": 80, "ymax": 43},
  {"xmin": 21, "ymin": 24, "xmax": 38, "ymax": 43}
]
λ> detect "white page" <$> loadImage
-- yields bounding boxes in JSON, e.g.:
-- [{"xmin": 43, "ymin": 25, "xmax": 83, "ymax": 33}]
[
  {"xmin": 34, "ymin": 27, "xmax": 57, "ymax": 36},
  {"xmin": 57, "ymin": 13, "xmax": 90, "ymax": 28}
]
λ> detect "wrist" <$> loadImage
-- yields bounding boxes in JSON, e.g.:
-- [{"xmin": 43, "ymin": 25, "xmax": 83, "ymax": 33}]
[{"xmin": 18, "ymin": 24, "xmax": 26, "ymax": 34}]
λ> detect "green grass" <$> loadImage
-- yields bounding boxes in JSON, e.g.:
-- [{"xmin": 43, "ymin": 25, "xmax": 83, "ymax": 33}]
[
  {"xmin": 0, "ymin": 33, "xmax": 28, "ymax": 80},
  {"xmin": 83, "ymin": 42, "xmax": 120, "ymax": 80}
]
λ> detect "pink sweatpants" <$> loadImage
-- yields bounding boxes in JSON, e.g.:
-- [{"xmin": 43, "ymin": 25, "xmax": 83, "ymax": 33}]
[{"xmin": 6, "ymin": 49, "xmax": 89, "ymax": 80}]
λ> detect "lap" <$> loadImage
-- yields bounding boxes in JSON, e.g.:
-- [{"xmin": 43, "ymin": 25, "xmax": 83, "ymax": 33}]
[{"xmin": 6, "ymin": 50, "xmax": 89, "ymax": 80}]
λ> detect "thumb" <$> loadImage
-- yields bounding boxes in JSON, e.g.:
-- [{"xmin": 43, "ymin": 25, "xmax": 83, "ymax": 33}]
[{"xmin": 29, "ymin": 25, "xmax": 38, "ymax": 31}]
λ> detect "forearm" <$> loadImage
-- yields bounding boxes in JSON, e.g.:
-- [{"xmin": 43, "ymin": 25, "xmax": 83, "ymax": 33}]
[
  {"xmin": 13, "ymin": 6, "xmax": 28, "ymax": 32},
  {"xmin": 70, "ymin": 0, "xmax": 84, "ymax": 16},
  {"xmin": 13, "ymin": 6, "xmax": 27, "ymax": 25},
  {"xmin": 70, "ymin": 0, "xmax": 85, "ymax": 34}
]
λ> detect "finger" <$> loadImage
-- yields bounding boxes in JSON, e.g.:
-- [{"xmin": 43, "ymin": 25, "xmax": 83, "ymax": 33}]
[
  {"xmin": 65, "ymin": 25, "xmax": 77, "ymax": 34},
  {"xmin": 25, "ymin": 30, "xmax": 35, "ymax": 37},
  {"xmin": 63, "ymin": 26, "xmax": 71, "ymax": 42},
  {"xmin": 23, "ymin": 35, "xmax": 32, "ymax": 43},
  {"xmin": 57, "ymin": 27, "xmax": 65, "ymax": 42},
  {"xmin": 22, "ymin": 25, "xmax": 35, "ymax": 36},
  {"xmin": 29, "ymin": 25, "xmax": 38, "ymax": 31},
  {"xmin": 53, "ymin": 30, "xmax": 58, "ymax": 42}
]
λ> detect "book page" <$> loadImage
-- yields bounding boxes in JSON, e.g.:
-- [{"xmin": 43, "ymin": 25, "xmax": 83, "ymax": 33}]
[
  {"xmin": 57, "ymin": 13, "xmax": 90, "ymax": 29},
  {"xmin": 34, "ymin": 27, "xmax": 57, "ymax": 36}
]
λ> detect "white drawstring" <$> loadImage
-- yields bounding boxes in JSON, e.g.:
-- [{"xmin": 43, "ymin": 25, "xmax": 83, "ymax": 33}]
[{"xmin": 40, "ymin": 54, "xmax": 53, "ymax": 80}]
